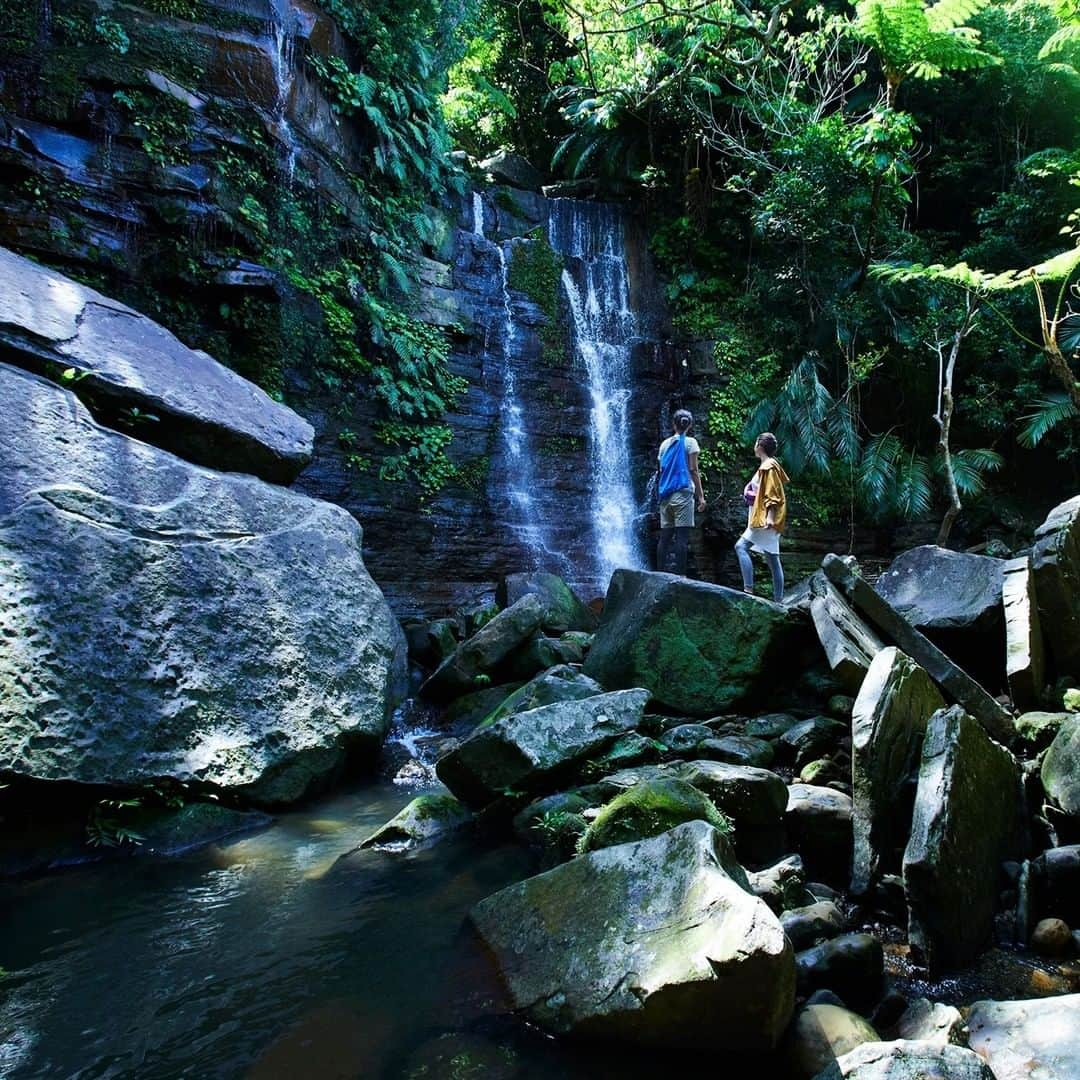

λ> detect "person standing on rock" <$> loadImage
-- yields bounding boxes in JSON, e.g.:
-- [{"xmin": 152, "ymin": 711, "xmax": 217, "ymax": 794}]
[
  {"xmin": 656, "ymin": 409, "xmax": 705, "ymax": 577},
  {"xmin": 735, "ymin": 432, "xmax": 788, "ymax": 602}
]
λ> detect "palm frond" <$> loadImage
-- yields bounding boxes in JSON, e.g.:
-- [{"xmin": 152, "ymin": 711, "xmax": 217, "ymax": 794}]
[{"xmin": 1018, "ymin": 394, "xmax": 1079, "ymax": 446}]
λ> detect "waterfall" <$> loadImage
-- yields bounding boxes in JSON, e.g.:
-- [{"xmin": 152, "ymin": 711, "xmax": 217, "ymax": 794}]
[
  {"xmin": 269, "ymin": 0, "xmax": 298, "ymax": 181},
  {"xmin": 549, "ymin": 199, "xmax": 647, "ymax": 587}
]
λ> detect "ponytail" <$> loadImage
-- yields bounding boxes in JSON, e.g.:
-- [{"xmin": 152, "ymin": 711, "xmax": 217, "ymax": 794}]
[{"xmin": 673, "ymin": 408, "xmax": 693, "ymax": 436}]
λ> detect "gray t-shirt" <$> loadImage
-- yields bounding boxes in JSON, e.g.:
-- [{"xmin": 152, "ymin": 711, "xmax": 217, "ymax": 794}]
[{"xmin": 657, "ymin": 434, "xmax": 700, "ymax": 462}]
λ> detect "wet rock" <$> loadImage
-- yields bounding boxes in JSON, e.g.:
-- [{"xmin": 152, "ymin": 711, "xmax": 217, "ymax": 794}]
[
  {"xmin": 903, "ymin": 706, "xmax": 1022, "ymax": 972},
  {"xmin": 966, "ymin": 993, "xmax": 1080, "ymax": 1080},
  {"xmin": 578, "ymin": 732, "xmax": 660, "ymax": 779},
  {"xmin": 443, "ymin": 683, "xmax": 525, "ymax": 731},
  {"xmin": 749, "ymin": 854, "xmax": 816, "ymax": 914},
  {"xmin": 1032, "ymin": 495, "xmax": 1080, "ymax": 677},
  {"xmin": 698, "ymin": 734, "xmax": 775, "ymax": 768},
  {"xmin": 1030, "ymin": 917, "xmax": 1073, "ymax": 956},
  {"xmin": 421, "ymin": 595, "xmax": 547, "ymax": 701},
  {"xmin": 658, "ymin": 723, "xmax": 714, "ymax": 754},
  {"xmin": 1003, "ymin": 557, "xmax": 1046, "ymax": 712},
  {"xmin": 0, "ymin": 364, "xmax": 404, "ymax": 805},
  {"xmin": 358, "ymin": 794, "xmax": 472, "ymax": 852},
  {"xmin": 1029, "ymin": 844, "xmax": 1080, "ymax": 924},
  {"xmin": 1013, "ymin": 710, "xmax": 1068, "ymax": 750},
  {"xmin": 851, "ymin": 648, "xmax": 945, "ymax": 896},
  {"xmin": 496, "ymin": 571, "xmax": 597, "ymax": 633},
  {"xmin": 1042, "ymin": 715, "xmax": 1080, "ymax": 819},
  {"xmin": 478, "ymin": 665, "xmax": 604, "ymax": 729},
  {"xmin": 814, "ymin": 1040, "xmax": 995, "ymax": 1079},
  {"xmin": 809, "ymin": 574, "xmax": 886, "ymax": 694},
  {"xmin": 469, "ymin": 821, "xmax": 795, "ymax": 1050},
  {"xmin": 435, "ymin": 689, "xmax": 650, "ymax": 807},
  {"xmin": 891, "ymin": 998, "xmax": 964, "ymax": 1045},
  {"xmin": 579, "ymin": 777, "xmax": 730, "ymax": 852},
  {"xmin": 135, "ymin": 803, "xmax": 273, "ymax": 856},
  {"xmin": 512, "ymin": 790, "xmax": 594, "ymax": 847},
  {"xmin": 795, "ymin": 934, "xmax": 884, "ymax": 1013},
  {"xmin": 746, "ymin": 713, "xmax": 802, "ymax": 739},
  {"xmin": 800, "ymin": 758, "xmax": 848, "ymax": 787},
  {"xmin": 478, "ymin": 150, "xmax": 544, "ymax": 191},
  {"xmin": 786, "ymin": 785, "xmax": 854, "ymax": 887},
  {"xmin": 0, "ymin": 247, "xmax": 313, "ymax": 482},
  {"xmin": 828, "ymin": 695, "xmax": 856, "ymax": 719},
  {"xmin": 780, "ymin": 717, "xmax": 848, "ymax": 770},
  {"xmin": 781, "ymin": 902, "xmax": 848, "ymax": 951},
  {"xmin": 823, "ymin": 555, "xmax": 1015, "ymax": 746},
  {"xmin": 502, "ymin": 635, "xmax": 584, "ymax": 681},
  {"xmin": 787, "ymin": 1003, "xmax": 879, "ymax": 1079},
  {"xmin": 584, "ymin": 570, "xmax": 812, "ymax": 717}
]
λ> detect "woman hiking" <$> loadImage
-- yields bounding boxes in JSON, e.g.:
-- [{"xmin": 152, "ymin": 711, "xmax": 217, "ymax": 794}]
[
  {"xmin": 735, "ymin": 432, "xmax": 788, "ymax": 602},
  {"xmin": 656, "ymin": 409, "xmax": 705, "ymax": 577}
]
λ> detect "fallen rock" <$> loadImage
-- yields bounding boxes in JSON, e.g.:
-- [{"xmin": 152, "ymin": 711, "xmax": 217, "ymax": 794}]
[
  {"xmin": 358, "ymin": 794, "xmax": 472, "ymax": 851},
  {"xmin": 1003, "ymin": 557, "xmax": 1046, "ymax": 711},
  {"xmin": 822, "ymin": 556, "xmax": 1014, "ymax": 746},
  {"xmin": 1042, "ymin": 714, "xmax": 1080, "ymax": 819},
  {"xmin": 746, "ymin": 713, "xmax": 802, "ymax": 739},
  {"xmin": 0, "ymin": 364, "xmax": 404, "ymax": 805},
  {"xmin": 697, "ymin": 734, "xmax": 775, "ymax": 768},
  {"xmin": 903, "ymin": 706, "xmax": 1022, "ymax": 971},
  {"xmin": 1028, "ymin": 844, "xmax": 1080, "ymax": 924},
  {"xmin": 583, "ymin": 569, "xmax": 812, "ymax": 717},
  {"xmin": 780, "ymin": 717, "xmax": 848, "ymax": 770},
  {"xmin": 788, "ymin": 1003, "xmax": 878, "ymax": 1080},
  {"xmin": 781, "ymin": 901, "xmax": 848, "ymax": 951},
  {"xmin": 478, "ymin": 151, "xmax": 543, "ymax": 191},
  {"xmin": 469, "ymin": 821, "xmax": 795, "ymax": 1050},
  {"xmin": 478, "ymin": 665, "xmax": 603, "ymax": 729},
  {"xmin": 435, "ymin": 689, "xmax": 650, "ymax": 806},
  {"xmin": 501, "ymin": 635, "xmax": 584, "ymax": 681},
  {"xmin": 966, "ymin": 993, "xmax": 1080, "ymax": 1080},
  {"xmin": 795, "ymin": 933, "xmax": 884, "ymax": 1013},
  {"xmin": 809, "ymin": 574, "xmax": 885, "ymax": 694},
  {"xmin": 891, "ymin": 997, "xmax": 964, "ymax": 1045},
  {"xmin": 1030, "ymin": 917, "xmax": 1073, "ymax": 956},
  {"xmin": 1032, "ymin": 495, "xmax": 1080, "ymax": 677},
  {"xmin": 851, "ymin": 648, "xmax": 945, "ymax": 896},
  {"xmin": 1013, "ymin": 710, "xmax": 1068, "ymax": 750},
  {"xmin": 815, "ymin": 1040, "xmax": 995, "ymax": 1079},
  {"xmin": 421, "ymin": 594, "xmax": 547, "ymax": 701},
  {"xmin": 786, "ymin": 784, "xmax": 854, "ymax": 887},
  {"xmin": 677, "ymin": 760, "xmax": 789, "ymax": 827},
  {"xmin": 749, "ymin": 854, "xmax": 817, "ymax": 914},
  {"xmin": 658, "ymin": 723, "xmax": 714, "ymax": 754},
  {"xmin": 495, "ymin": 571, "xmax": 597, "ymax": 633},
  {"xmin": 0, "ymin": 246, "xmax": 313, "ymax": 482},
  {"xmin": 443, "ymin": 682, "xmax": 525, "ymax": 731}
]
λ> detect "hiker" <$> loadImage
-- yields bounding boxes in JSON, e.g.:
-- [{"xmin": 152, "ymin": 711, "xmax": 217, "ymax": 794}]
[
  {"xmin": 735, "ymin": 432, "xmax": 788, "ymax": 602},
  {"xmin": 656, "ymin": 409, "xmax": 705, "ymax": 577}
]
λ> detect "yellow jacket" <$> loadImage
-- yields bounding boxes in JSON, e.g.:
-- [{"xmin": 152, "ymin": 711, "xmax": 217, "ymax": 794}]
[{"xmin": 749, "ymin": 459, "xmax": 789, "ymax": 533}]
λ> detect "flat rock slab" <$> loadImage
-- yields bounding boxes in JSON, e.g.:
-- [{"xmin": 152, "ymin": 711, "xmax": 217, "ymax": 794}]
[
  {"xmin": 966, "ymin": 994, "xmax": 1080, "ymax": 1080},
  {"xmin": 0, "ymin": 364, "xmax": 403, "ymax": 805},
  {"xmin": 584, "ymin": 569, "xmax": 811, "ymax": 717},
  {"xmin": 0, "ymin": 245, "xmax": 313, "ymax": 482},
  {"xmin": 1032, "ymin": 495, "xmax": 1080, "ymax": 677},
  {"xmin": 851, "ymin": 648, "xmax": 945, "ymax": 895},
  {"xmin": 435, "ymin": 689, "xmax": 650, "ymax": 806},
  {"xmin": 903, "ymin": 706, "xmax": 1022, "ymax": 972},
  {"xmin": 1002, "ymin": 557, "xmax": 1046, "ymax": 712},
  {"xmin": 470, "ymin": 820, "xmax": 795, "ymax": 1050},
  {"xmin": 810, "ymin": 574, "xmax": 886, "ymax": 695},
  {"xmin": 815, "ymin": 1040, "xmax": 996, "ymax": 1079},
  {"xmin": 822, "ymin": 556, "xmax": 1014, "ymax": 746}
]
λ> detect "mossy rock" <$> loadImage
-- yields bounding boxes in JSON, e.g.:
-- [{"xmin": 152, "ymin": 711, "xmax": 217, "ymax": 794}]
[
  {"xmin": 1042, "ymin": 714, "xmax": 1080, "ymax": 819},
  {"xmin": 1014, "ymin": 711, "xmax": 1068, "ymax": 751},
  {"xmin": 496, "ymin": 571, "xmax": 597, "ymax": 633},
  {"xmin": 577, "ymin": 732, "xmax": 662, "ymax": 782},
  {"xmin": 359, "ymin": 794, "xmax": 472, "ymax": 851},
  {"xmin": 579, "ymin": 777, "xmax": 732, "ymax": 853},
  {"xmin": 478, "ymin": 664, "xmax": 603, "ymax": 730}
]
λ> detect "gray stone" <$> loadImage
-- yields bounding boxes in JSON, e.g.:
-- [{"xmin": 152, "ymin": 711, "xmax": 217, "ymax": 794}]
[
  {"xmin": 814, "ymin": 1040, "xmax": 995, "ymax": 1079},
  {"xmin": 358, "ymin": 794, "xmax": 472, "ymax": 851},
  {"xmin": 966, "ymin": 994, "xmax": 1080, "ymax": 1080},
  {"xmin": 780, "ymin": 717, "xmax": 848, "ymax": 770},
  {"xmin": 421, "ymin": 594, "xmax": 547, "ymax": 701},
  {"xmin": 851, "ymin": 648, "xmax": 945, "ymax": 896},
  {"xmin": 749, "ymin": 854, "xmax": 817, "ymax": 914},
  {"xmin": 1031, "ymin": 917, "xmax": 1073, "ymax": 955},
  {"xmin": 788, "ymin": 1003, "xmax": 879, "ymax": 1080},
  {"xmin": 796, "ymin": 933, "xmax": 884, "ymax": 1013},
  {"xmin": 1032, "ymin": 495, "xmax": 1080, "ymax": 677},
  {"xmin": 677, "ymin": 760, "xmax": 789, "ymax": 826},
  {"xmin": 478, "ymin": 665, "xmax": 604, "ymax": 729},
  {"xmin": 578, "ymin": 732, "xmax": 660, "ymax": 779},
  {"xmin": 822, "ymin": 556, "xmax": 1015, "ymax": 746},
  {"xmin": 746, "ymin": 713, "xmax": 801, "ymax": 739},
  {"xmin": 903, "ymin": 706, "xmax": 1022, "ymax": 971},
  {"xmin": 478, "ymin": 150, "xmax": 544, "ymax": 191},
  {"xmin": 659, "ymin": 723, "xmax": 714, "ymax": 754},
  {"xmin": 0, "ymin": 364, "xmax": 404, "ymax": 805},
  {"xmin": 1003, "ymin": 557, "xmax": 1046, "ymax": 711},
  {"xmin": 435, "ymin": 689, "xmax": 650, "ymax": 806},
  {"xmin": 1013, "ymin": 710, "xmax": 1068, "ymax": 750},
  {"xmin": 0, "ymin": 246, "xmax": 313, "ymax": 482},
  {"xmin": 891, "ymin": 998, "xmax": 964, "ymax": 1045},
  {"xmin": 469, "ymin": 821, "xmax": 795, "ymax": 1050},
  {"xmin": 787, "ymin": 784, "xmax": 854, "ymax": 887},
  {"xmin": 496, "ymin": 571, "xmax": 597, "ymax": 633},
  {"xmin": 810, "ymin": 575, "xmax": 886, "ymax": 694},
  {"xmin": 1042, "ymin": 714, "xmax": 1080, "ymax": 819},
  {"xmin": 698, "ymin": 734, "xmax": 776, "ymax": 768},
  {"xmin": 781, "ymin": 901, "xmax": 848, "ymax": 951},
  {"xmin": 502, "ymin": 635, "xmax": 584, "ymax": 681},
  {"xmin": 442, "ymin": 682, "xmax": 524, "ymax": 731},
  {"xmin": 584, "ymin": 570, "xmax": 812, "ymax": 717}
]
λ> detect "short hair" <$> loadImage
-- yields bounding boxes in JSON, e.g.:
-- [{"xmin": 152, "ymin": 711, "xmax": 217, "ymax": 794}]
[
  {"xmin": 756, "ymin": 431, "xmax": 778, "ymax": 455},
  {"xmin": 673, "ymin": 409, "xmax": 693, "ymax": 433}
]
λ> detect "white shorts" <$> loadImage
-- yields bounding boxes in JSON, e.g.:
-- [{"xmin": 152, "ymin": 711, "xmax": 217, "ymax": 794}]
[{"xmin": 741, "ymin": 526, "xmax": 780, "ymax": 555}]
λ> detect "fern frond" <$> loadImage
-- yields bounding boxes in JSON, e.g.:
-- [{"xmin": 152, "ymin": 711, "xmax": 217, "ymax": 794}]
[{"xmin": 1018, "ymin": 394, "xmax": 1079, "ymax": 446}]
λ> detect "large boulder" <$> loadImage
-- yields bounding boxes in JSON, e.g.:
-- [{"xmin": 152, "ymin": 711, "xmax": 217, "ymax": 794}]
[
  {"xmin": 809, "ymin": 574, "xmax": 886, "ymax": 694},
  {"xmin": 823, "ymin": 556, "xmax": 1014, "ymax": 746},
  {"xmin": 1032, "ymin": 495, "xmax": 1080, "ymax": 678},
  {"xmin": 469, "ymin": 820, "xmax": 796, "ymax": 1050},
  {"xmin": 902, "ymin": 706, "xmax": 1022, "ymax": 971},
  {"xmin": 435, "ymin": 689, "xmax": 650, "ymax": 806},
  {"xmin": 0, "ymin": 246, "xmax": 313, "ymax": 482},
  {"xmin": 966, "ymin": 994, "xmax": 1080, "ymax": 1080},
  {"xmin": 787, "ymin": 1003, "xmax": 879, "ymax": 1079},
  {"xmin": 786, "ymin": 784, "xmax": 853, "ymax": 887},
  {"xmin": 814, "ymin": 1040, "xmax": 996, "ymax": 1079},
  {"xmin": 421, "ymin": 594, "xmax": 547, "ymax": 701},
  {"xmin": 851, "ymin": 649, "xmax": 945, "ymax": 896},
  {"xmin": 478, "ymin": 151, "xmax": 544, "ymax": 191},
  {"xmin": 1042, "ymin": 714, "xmax": 1080, "ymax": 820},
  {"xmin": 584, "ymin": 570, "xmax": 812, "ymax": 717},
  {"xmin": 478, "ymin": 665, "xmax": 604, "ymax": 729},
  {"xmin": 495, "ymin": 571, "xmax": 597, "ymax": 633},
  {"xmin": 1002, "ymin": 557, "xmax": 1046, "ymax": 711},
  {"xmin": 0, "ymin": 364, "xmax": 404, "ymax": 805}
]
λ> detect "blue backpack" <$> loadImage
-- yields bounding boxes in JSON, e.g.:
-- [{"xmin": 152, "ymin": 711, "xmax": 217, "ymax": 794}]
[{"xmin": 659, "ymin": 434, "xmax": 692, "ymax": 499}]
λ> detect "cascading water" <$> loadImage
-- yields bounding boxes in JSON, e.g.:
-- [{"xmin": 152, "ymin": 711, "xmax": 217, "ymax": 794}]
[
  {"xmin": 269, "ymin": 0, "xmax": 299, "ymax": 181},
  {"xmin": 549, "ymin": 199, "xmax": 647, "ymax": 588}
]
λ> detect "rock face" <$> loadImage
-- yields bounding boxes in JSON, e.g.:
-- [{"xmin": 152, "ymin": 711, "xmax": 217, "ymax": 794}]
[
  {"xmin": 495, "ymin": 571, "xmax": 598, "ymax": 633},
  {"xmin": 902, "ymin": 706, "xmax": 1022, "ymax": 971},
  {"xmin": 584, "ymin": 570, "xmax": 811, "ymax": 717},
  {"xmin": 823, "ymin": 555, "xmax": 1014, "ymax": 746},
  {"xmin": 435, "ymin": 689, "xmax": 650, "ymax": 806},
  {"xmin": 0, "ymin": 246, "xmax": 314, "ymax": 483},
  {"xmin": 0, "ymin": 363, "xmax": 405, "ymax": 805},
  {"xmin": 1002, "ymin": 557, "xmax": 1046, "ymax": 711},
  {"xmin": 851, "ymin": 648, "xmax": 945, "ymax": 895},
  {"xmin": 809, "ymin": 576, "xmax": 885, "ymax": 694},
  {"xmin": 815, "ymin": 1040, "xmax": 996, "ymax": 1079},
  {"xmin": 470, "ymin": 820, "xmax": 795, "ymax": 1050},
  {"xmin": 1032, "ymin": 495, "xmax": 1080, "ymax": 677},
  {"xmin": 1042, "ymin": 714, "xmax": 1080, "ymax": 819},
  {"xmin": 966, "ymin": 994, "xmax": 1080, "ymax": 1080}
]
